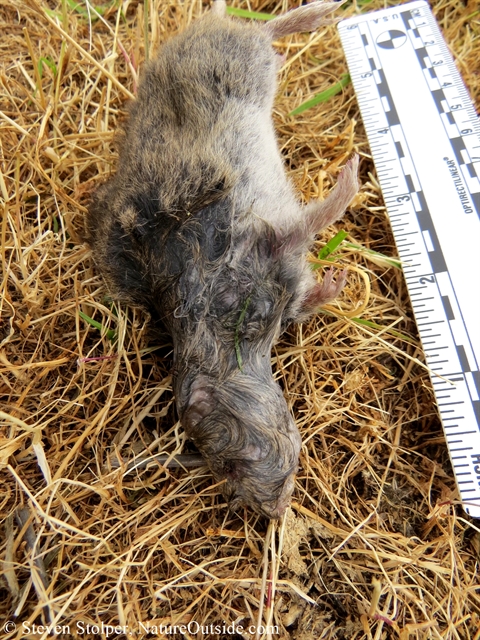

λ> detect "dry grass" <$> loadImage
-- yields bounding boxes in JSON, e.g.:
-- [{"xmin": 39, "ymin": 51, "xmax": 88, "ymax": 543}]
[{"xmin": 1, "ymin": 1, "xmax": 479, "ymax": 639}]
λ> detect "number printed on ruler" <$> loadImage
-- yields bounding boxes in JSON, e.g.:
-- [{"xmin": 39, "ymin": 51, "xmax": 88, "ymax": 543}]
[{"xmin": 339, "ymin": 1, "xmax": 480, "ymax": 517}]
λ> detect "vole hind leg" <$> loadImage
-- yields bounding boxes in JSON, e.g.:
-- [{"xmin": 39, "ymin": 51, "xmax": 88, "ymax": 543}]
[
  {"xmin": 305, "ymin": 155, "xmax": 359, "ymax": 235},
  {"xmin": 263, "ymin": 0, "xmax": 344, "ymax": 40}
]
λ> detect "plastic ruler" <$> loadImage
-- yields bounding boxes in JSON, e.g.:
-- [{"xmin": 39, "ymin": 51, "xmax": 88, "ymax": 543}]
[{"xmin": 338, "ymin": 1, "xmax": 480, "ymax": 517}]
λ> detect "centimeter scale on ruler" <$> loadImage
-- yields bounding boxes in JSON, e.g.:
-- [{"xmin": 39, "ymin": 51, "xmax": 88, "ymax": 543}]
[{"xmin": 338, "ymin": 1, "xmax": 480, "ymax": 517}]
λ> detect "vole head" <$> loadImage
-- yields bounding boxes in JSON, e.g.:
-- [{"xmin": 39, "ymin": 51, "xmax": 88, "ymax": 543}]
[{"xmin": 181, "ymin": 372, "xmax": 301, "ymax": 519}]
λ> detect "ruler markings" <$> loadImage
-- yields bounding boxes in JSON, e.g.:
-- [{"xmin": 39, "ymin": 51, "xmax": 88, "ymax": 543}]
[{"xmin": 339, "ymin": 1, "xmax": 480, "ymax": 517}]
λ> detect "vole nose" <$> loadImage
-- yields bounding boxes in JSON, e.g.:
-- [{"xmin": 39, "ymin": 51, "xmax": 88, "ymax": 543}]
[
  {"xmin": 259, "ymin": 472, "xmax": 295, "ymax": 519},
  {"xmin": 260, "ymin": 501, "xmax": 288, "ymax": 519}
]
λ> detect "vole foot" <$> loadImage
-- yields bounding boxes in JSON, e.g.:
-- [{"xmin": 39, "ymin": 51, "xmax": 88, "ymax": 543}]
[
  {"xmin": 263, "ymin": 0, "xmax": 344, "ymax": 40},
  {"xmin": 305, "ymin": 155, "xmax": 359, "ymax": 235},
  {"xmin": 302, "ymin": 268, "xmax": 347, "ymax": 311}
]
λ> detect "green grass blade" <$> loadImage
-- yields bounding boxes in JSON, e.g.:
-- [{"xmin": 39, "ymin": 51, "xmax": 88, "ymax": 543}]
[
  {"xmin": 319, "ymin": 310, "xmax": 415, "ymax": 344},
  {"xmin": 289, "ymin": 74, "xmax": 351, "ymax": 117},
  {"xmin": 226, "ymin": 7, "xmax": 274, "ymax": 20},
  {"xmin": 79, "ymin": 310, "xmax": 116, "ymax": 341},
  {"xmin": 351, "ymin": 317, "xmax": 415, "ymax": 343},
  {"xmin": 38, "ymin": 56, "xmax": 57, "ymax": 79},
  {"xmin": 317, "ymin": 229, "xmax": 348, "ymax": 261},
  {"xmin": 345, "ymin": 242, "xmax": 402, "ymax": 269},
  {"xmin": 65, "ymin": 0, "xmax": 85, "ymax": 13},
  {"xmin": 235, "ymin": 296, "xmax": 252, "ymax": 371},
  {"xmin": 44, "ymin": 7, "xmax": 62, "ymax": 19},
  {"xmin": 62, "ymin": 0, "xmax": 112, "ymax": 22}
]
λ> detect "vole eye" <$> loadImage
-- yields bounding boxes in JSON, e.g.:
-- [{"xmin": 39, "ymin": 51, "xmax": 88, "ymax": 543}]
[{"xmin": 223, "ymin": 459, "xmax": 241, "ymax": 480}]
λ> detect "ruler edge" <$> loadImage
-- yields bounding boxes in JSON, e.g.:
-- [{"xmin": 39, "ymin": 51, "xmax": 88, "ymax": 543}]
[
  {"xmin": 338, "ymin": 1, "xmax": 480, "ymax": 517},
  {"xmin": 339, "ymin": 0, "xmax": 429, "ymax": 28}
]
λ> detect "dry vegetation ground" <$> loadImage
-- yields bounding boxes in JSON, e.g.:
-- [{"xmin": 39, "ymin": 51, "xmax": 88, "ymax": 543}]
[{"xmin": 1, "ymin": 0, "xmax": 479, "ymax": 639}]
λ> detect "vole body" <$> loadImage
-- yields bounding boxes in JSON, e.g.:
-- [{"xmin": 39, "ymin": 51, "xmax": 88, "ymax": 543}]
[{"xmin": 87, "ymin": 0, "xmax": 358, "ymax": 518}]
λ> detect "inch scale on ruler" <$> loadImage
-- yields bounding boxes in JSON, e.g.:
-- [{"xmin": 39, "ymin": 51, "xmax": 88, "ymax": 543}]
[{"xmin": 338, "ymin": 1, "xmax": 480, "ymax": 517}]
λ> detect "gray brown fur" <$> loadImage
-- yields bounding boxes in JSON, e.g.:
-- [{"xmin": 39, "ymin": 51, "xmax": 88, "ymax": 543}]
[{"xmin": 86, "ymin": 0, "xmax": 358, "ymax": 519}]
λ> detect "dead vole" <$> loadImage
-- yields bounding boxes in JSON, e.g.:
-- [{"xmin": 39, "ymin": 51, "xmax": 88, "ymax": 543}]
[{"xmin": 86, "ymin": 0, "xmax": 359, "ymax": 518}]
